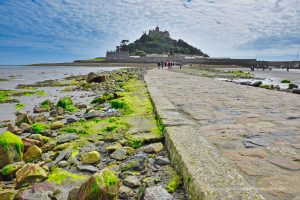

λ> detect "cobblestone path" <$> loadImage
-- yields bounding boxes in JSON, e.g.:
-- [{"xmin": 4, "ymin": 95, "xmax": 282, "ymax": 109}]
[{"xmin": 145, "ymin": 69, "xmax": 300, "ymax": 200}]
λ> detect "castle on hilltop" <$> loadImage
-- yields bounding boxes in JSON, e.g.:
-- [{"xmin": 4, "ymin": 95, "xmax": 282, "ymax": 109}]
[{"xmin": 147, "ymin": 26, "xmax": 170, "ymax": 38}]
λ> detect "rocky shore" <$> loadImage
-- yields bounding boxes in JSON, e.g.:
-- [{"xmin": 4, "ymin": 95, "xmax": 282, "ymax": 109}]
[{"xmin": 0, "ymin": 68, "xmax": 185, "ymax": 199}]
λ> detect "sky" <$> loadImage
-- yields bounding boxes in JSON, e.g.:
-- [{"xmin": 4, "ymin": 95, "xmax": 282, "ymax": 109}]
[{"xmin": 0, "ymin": 0, "xmax": 299, "ymax": 65}]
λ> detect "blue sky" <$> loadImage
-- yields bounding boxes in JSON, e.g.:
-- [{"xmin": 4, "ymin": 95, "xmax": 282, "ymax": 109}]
[{"xmin": 0, "ymin": 0, "xmax": 299, "ymax": 64}]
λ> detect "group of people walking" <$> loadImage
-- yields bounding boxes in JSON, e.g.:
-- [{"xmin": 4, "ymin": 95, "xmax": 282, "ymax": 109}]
[
  {"xmin": 157, "ymin": 61, "xmax": 182, "ymax": 69},
  {"xmin": 250, "ymin": 65, "xmax": 291, "ymax": 72}
]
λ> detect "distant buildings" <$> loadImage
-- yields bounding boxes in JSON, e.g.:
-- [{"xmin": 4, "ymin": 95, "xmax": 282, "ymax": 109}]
[
  {"xmin": 106, "ymin": 51, "xmax": 129, "ymax": 59},
  {"xmin": 148, "ymin": 26, "xmax": 170, "ymax": 38}
]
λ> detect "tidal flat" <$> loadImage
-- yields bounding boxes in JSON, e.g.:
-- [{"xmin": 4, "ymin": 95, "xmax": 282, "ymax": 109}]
[{"xmin": 0, "ymin": 66, "xmax": 186, "ymax": 199}]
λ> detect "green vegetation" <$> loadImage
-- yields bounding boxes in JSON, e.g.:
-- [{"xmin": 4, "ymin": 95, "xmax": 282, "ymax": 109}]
[
  {"xmin": 62, "ymin": 117, "xmax": 130, "ymax": 136},
  {"xmin": 90, "ymin": 57, "xmax": 106, "ymax": 61},
  {"xmin": 48, "ymin": 168, "xmax": 86, "ymax": 185},
  {"xmin": 225, "ymin": 70, "xmax": 254, "ymax": 79},
  {"xmin": 110, "ymin": 99, "xmax": 126, "ymax": 109},
  {"xmin": 56, "ymin": 97, "xmax": 77, "ymax": 112},
  {"xmin": 260, "ymin": 84, "xmax": 271, "ymax": 89},
  {"xmin": 1, "ymin": 163, "xmax": 17, "ymax": 176},
  {"xmin": 0, "ymin": 78, "xmax": 8, "ymax": 82},
  {"xmin": 41, "ymin": 99, "xmax": 51, "ymax": 109},
  {"xmin": 119, "ymin": 30, "xmax": 208, "ymax": 56},
  {"xmin": 166, "ymin": 174, "xmax": 182, "ymax": 193},
  {"xmin": 97, "ymin": 169, "xmax": 118, "ymax": 187},
  {"xmin": 91, "ymin": 93, "xmax": 115, "ymax": 104},
  {"xmin": 281, "ymin": 80, "xmax": 291, "ymax": 83},
  {"xmin": 0, "ymin": 131, "xmax": 24, "ymax": 158},
  {"xmin": 15, "ymin": 103, "xmax": 25, "ymax": 110},
  {"xmin": 31, "ymin": 123, "xmax": 50, "ymax": 134},
  {"xmin": 0, "ymin": 89, "xmax": 47, "ymax": 103}
]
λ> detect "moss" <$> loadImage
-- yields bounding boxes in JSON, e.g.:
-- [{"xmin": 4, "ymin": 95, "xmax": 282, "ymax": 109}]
[
  {"xmin": 1, "ymin": 163, "xmax": 17, "ymax": 176},
  {"xmin": 56, "ymin": 97, "xmax": 77, "ymax": 112},
  {"xmin": 41, "ymin": 99, "xmax": 51, "ymax": 109},
  {"xmin": 0, "ymin": 89, "xmax": 46, "ymax": 103},
  {"xmin": 166, "ymin": 174, "xmax": 182, "ymax": 193},
  {"xmin": 260, "ymin": 84, "xmax": 271, "ymax": 89},
  {"xmin": 48, "ymin": 168, "xmax": 86, "ymax": 185},
  {"xmin": 281, "ymin": 80, "xmax": 291, "ymax": 83},
  {"xmin": 110, "ymin": 99, "xmax": 126, "ymax": 109},
  {"xmin": 62, "ymin": 117, "xmax": 130, "ymax": 136},
  {"xmin": 99, "ymin": 169, "xmax": 118, "ymax": 187},
  {"xmin": 91, "ymin": 92, "xmax": 115, "ymax": 104},
  {"xmin": 0, "ymin": 131, "xmax": 23, "ymax": 158},
  {"xmin": 31, "ymin": 122, "xmax": 50, "ymax": 134},
  {"xmin": 15, "ymin": 103, "xmax": 25, "ymax": 110},
  {"xmin": 128, "ymin": 138, "xmax": 144, "ymax": 149}
]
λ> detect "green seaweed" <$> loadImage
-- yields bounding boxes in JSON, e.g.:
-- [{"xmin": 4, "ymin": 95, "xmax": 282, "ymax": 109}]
[
  {"xmin": 0, "ymin": 131, "xmax": 23, "ymax": 158},
  {"xmin": 48, "ymin": 168, "xmax": 86, "ymax": 185},
  {"xmin": 41, "ymin": 99, "xmax": 51, "ymax": 109},
  {"xmin": 1, "ymin": 163, "xmax": 17, "ymax": 176},
  {"xmin": 91, "ymin": 92, "xmax": 115, "ymax": 104},
  {"xmin": 31, "ymin": 122, "xmax": 50, "ymax": 134},
  {"xmin": 260, "ymin": 84, "xmax": 271, "ymax": 89},
  {"xmin": 166, "ymin": 174, "xmax": 182, "ymax": 193},
  {"xmin": 56, "ymin": 97, "xmax": 77, "ymax": 112},
  {"xmin": 281, "ymin": 80, "xmax": 291, "ymax": 83},
  {"xmin": 15, "ymin": 103, "xmax": 25, "ymax": 110}
]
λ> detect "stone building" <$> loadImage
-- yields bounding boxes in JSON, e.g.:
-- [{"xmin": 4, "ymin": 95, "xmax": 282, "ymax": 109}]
[
  {"xmin": 106, "ymin": 51, "xmax": 129, "ymax": 60},
  {"xmin": 148, "ymin": 26, "xmax": 170, "ymax": 38}
]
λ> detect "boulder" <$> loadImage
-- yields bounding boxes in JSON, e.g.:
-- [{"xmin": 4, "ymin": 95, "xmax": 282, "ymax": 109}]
[
  {"xmin": 0, "ymin": 131, "xmax": 24, "ymax": 168},
  {"xmin": 292, "ymin": 88, "xmax": 300, "ymax": 94},
  {"xmin": 16, "ymin": 182, "xmax": 56, "ymax": 200},
  {"xmin": 23, "ymin": 145, "xmax": 42, "ymax": 162},
  {"xmin": 142, "ymin": 142, "xmax": 164, "ymax": 154},
  {"xmin": 77, "ymin": 164, "xmax": 99, "ymax": 173},
  {"xmin": 15, "ymin": 113, "xmax": 32, "ymax": 126},
  {"xmin": 250, "ymin": 81, "xmax": 262, "ymax": 87},
  {"xmin": 86, "ymin": 72, "xmax": 106, "ymax": 83},
  {"xmin": 80, "ymin": 151, "xmax": 100, "ymax": 164},
  {"xmin": 33, "ymin": 107, "xmax": 49, "ymax": 113},
  {"xmin": 106, "ymin": 142, "xmax": 122, "ymax": 152},
  {"xmin": 289, "ymin": 84, "xmax": 298, "ymax": 89},
  {"xmin": 50, "ymin": 121, "xmax": 64, "ymax": 130},
  {"xmin": 154, "ymin": 156, "xmax": 171, "ymax": 166},
  {"xmin": 144, "ymin": 185, "xmax": 173, "ymax": 200},
  {"xmin": 119, "ymin": 185, "xmax": 133, "ymax": 199},
  {"xmin": 1, "ymin": 161, "xmax": 25, "ymax": 179},
  {"xmin": 83, "ymin": 110, "xmax": 101, "ymax": 120},
  {"xmin": 124, "ymin": 176, "xmax": 140, "ymax": 188},
  {"xmin": 22, "ymin": 138, "xmax": 43, "ymax": 150},
  {"xmin": 0, "ymin": 189, "xmax": 18, "ymax": 200},
  {"xmin": 76, "ymin": 169, "xmax": 118, "ymax": 200},
  {"xmin": 16, "ymin": 163, "xmax": 48, "ymax": 188},
  {"xmin": 121, "ymin": 155, "xmax": 147, "ymax": 172},
  {"xmin": 110, "ymin": 148, "xmax": 127, "ymax": 161},
  {"xmin": 20, "ymin": 123, "xmax": 31, "ymax": 132},
  {"xmin": 7, "ymin": 123, "xmax": 23, "ymax": 135}
]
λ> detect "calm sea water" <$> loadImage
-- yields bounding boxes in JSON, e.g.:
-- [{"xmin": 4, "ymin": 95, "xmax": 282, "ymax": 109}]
[
  {"xmin": 0, "ymin": 65, "xmax": 125, "ymax": 89},
  {"xmin": 0, "ymin": 65, "xmax": 126, "ymax": 133}
]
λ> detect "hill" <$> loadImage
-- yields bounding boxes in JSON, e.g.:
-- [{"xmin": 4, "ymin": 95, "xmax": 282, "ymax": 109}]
[{"xmin": 118, "ymin": 27, "xmax": 209, "ymax": 57}]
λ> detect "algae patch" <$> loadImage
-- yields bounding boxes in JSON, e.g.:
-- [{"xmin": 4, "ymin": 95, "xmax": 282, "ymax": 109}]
[
  {"xmin": 48, "ymin": 168, "xmax": 87, "ymax": 185},
  {"xmin": 0, "ymin": 131, "xmax": 24, "ymax": 158}
]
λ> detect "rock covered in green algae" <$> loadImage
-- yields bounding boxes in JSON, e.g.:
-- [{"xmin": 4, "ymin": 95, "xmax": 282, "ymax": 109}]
[
  {"xmin": 76, "ymin": 169, "xmax": 118, "ymax": 200},
  {"xmin": 0, "ymin": 131, "xmax": 24, "ymax": 168},
  {"xmin": 0, "ymin": 189, "xmax": 18, "ymax": 200},
  {"xmin": 1, "ymin": 161, "xmax": 25, "ymax": 178},
  {"xmin": 80, "ymin": 151, "xmax": 101, "ymax": 164},
  {"xmin": 23, "ymin": 145, "xmax": 42, "ymax": 162},
  {"xmin": 16, "ymin": 163, "xmax": 48, "ymax": 188},
  {"xmin": 50, "ymin": 121, "xmax": 64, "ymax": 130},
  {"xmin": 56, "ymin": 97, "xmax": 77, "ymax": 112}
]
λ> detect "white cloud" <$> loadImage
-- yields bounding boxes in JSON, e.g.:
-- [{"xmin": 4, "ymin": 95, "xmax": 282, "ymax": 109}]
[{"xmin": 0, "ymin": 0, "xmax": 299, "ymax": 60}]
